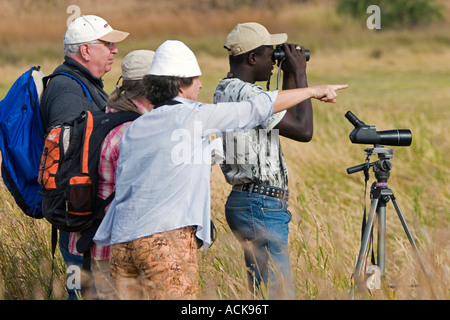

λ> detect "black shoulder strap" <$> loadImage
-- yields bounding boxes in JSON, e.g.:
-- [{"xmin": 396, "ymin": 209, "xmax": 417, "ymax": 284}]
[
  {"xmin": 75, "ymin": 192, "xmax": 115, "ymax": 256},
  {"xmin": 153, "ymin": 99, "xmax": 181, "ymax": 109},
  {"xmin": 48, "ymin": 226, "xmax": 58, "ymax": 299}
]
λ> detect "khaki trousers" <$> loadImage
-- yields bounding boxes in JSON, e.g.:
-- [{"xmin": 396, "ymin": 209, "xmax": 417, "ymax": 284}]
[{"xmin": 110, "ymin": 226, "xmax": 199, "ymax": 300}]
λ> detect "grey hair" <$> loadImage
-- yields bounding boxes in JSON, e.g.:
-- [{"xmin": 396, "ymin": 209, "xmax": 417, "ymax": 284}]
[{"xmin": 63, "ymin": 40, "xmax": 99, "ymax": 56}]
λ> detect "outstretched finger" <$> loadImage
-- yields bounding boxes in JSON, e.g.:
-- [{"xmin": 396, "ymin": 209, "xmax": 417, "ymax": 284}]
[{"xmin": 333, "ymin": 84, "xmax": 348, "ymax": 91}]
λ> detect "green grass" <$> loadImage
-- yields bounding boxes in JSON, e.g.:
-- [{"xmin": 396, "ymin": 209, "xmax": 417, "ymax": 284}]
[{"xmin": 0, "ymin": 0, "xmax": 449, "ymax": 300}]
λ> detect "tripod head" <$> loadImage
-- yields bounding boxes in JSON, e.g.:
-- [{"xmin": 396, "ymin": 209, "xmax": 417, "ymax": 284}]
[{"xmin": 347, "ymin": 146, "xmax": 393, "ymax": 183}]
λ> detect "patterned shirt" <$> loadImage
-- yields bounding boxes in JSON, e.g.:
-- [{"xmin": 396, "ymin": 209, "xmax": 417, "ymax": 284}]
[
  {"xmin": 68, "ymin": 99, "xmax": 149, "ymax": 260},
  {"xmin": 213, "ymin": 78, "xmax": 289, "ymax": 189}
]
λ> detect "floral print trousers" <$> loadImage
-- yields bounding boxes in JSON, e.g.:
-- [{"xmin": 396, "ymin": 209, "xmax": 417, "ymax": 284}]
[{"xmin": 110, "ymin": 226, "xmax": 199, "ymax": 300}]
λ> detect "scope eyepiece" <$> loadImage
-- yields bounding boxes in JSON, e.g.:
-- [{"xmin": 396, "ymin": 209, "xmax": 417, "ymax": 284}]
[{"xmin": 345, "ymin": 111, "xmax": 365, "ymax": 127}]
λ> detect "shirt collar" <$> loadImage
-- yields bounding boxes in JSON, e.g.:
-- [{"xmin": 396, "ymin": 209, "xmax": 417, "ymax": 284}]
[{"xmin": 130, "ymin": 98, "xmax": 151, "ymax": 114}]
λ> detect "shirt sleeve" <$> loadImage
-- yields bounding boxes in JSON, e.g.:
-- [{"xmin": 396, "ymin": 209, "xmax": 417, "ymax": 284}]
[
  {"xmin": 231, "ymin": 82, "xmax": 285, "ymax": 131},
  {"xmin": 195, "ymin": 90, "xmax": 278, "ymax": 134}
]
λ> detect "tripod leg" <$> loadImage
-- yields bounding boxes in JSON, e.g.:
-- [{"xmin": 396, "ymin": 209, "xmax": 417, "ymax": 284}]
[
  {"xmin": 377, "ymin": 201, "xmax": 386, "ymax": 277},
  {"xmin": 353, "ymin": 198, "xmax": 379, "ymax": 289},
  {"xmin": 390, "ymin": 195, "xmax": 437, "ymax": 299},
  {"xmin": 391, "ymin": 196, "xmax": 427, "ymax": 274}
]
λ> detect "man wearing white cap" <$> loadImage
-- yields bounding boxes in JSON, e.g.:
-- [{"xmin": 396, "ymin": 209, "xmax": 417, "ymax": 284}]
[
  {"xmin": 213, "ymin": 22, "xmax": 314, "ymax": 299},
  {"xmin": 65, "ymin": 50, "xmax": 154, "ymax": 300},
  {"xmin": 40, "ymin": 15, "xmax": 128, "ymax": 300},
  {"xmin": 40, "ymin": 15, "xmax": 129, "ymax": 130},
  {"xmin": 94, "ymin": 40, "xmax": 346, "ymax": 299}
]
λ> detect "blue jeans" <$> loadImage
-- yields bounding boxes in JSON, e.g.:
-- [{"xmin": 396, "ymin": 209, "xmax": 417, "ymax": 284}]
[{"xmin": 225, "ymin": 190, "xmax": 295, "ymax": 299}]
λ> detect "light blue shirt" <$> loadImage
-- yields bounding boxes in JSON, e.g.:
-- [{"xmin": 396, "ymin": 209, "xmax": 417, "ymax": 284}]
[{"xmin": 94, "ymin": 91, "xmax": 277, "ymax": 249}]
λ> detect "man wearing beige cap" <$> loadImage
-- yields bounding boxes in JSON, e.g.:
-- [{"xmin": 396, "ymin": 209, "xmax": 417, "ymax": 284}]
[
  {"xmin": 214, "ymin": 22, "xmax": 313, "ymax": 299},
  {"xmin": 39, "ymin": 14, "xmax": 128, "ymax": 300}
]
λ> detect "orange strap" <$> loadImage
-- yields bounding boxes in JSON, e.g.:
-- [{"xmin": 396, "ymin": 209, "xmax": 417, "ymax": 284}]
[{"xmin": 82, "ymin": 111, "xmax": 94, "ymax": 174}]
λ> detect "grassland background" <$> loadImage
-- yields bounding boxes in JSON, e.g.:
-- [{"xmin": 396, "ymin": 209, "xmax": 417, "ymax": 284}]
[{"xmin": 0, "ymin": 0, "xmax": 448, "ymax": 300}]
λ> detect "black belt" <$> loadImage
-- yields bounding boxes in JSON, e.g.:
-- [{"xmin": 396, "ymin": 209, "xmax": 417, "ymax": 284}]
[{"xmin": 232, "ymin": 183, "xmax": 289, "ymax": 201}]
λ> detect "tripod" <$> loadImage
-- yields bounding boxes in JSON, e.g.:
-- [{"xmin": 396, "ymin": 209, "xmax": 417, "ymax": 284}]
[{"xmin": 347, "ymin": 146, "xmax": 434, "ymax": 298}]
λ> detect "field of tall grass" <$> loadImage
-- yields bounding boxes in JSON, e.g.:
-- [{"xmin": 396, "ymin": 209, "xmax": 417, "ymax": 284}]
[{"xmin": 0, "ymin": 0, "xmax": 448, "ymax": 300}]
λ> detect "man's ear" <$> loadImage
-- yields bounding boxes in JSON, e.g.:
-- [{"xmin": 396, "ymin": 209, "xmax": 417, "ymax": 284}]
[
  {"xmin": 79, "ymin": 43, "xmax": 91, "ymax": 61},
  {"xmin": 247, "ymin": 52, "xmax": 258, "ymax": 66}
]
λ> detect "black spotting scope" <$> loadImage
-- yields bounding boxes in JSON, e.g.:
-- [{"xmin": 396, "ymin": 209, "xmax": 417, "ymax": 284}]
[{"xmin": 345, "ymin": 111, "xmax": 412, "ymax": 147}]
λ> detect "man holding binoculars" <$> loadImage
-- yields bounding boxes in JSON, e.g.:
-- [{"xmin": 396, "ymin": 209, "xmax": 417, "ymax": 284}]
[{"xmin": 214, "ymin": 22, "xmax": 313, "ymax": 299}]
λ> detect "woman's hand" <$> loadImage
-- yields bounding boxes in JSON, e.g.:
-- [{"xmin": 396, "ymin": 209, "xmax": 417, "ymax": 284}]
[
  {"xmin": 310, "ymin": 85, "xmax": 349, "ymax": 103},
  {"xmin": 273, "ymin": 84, "xmax": 348, "ymax": 113}
]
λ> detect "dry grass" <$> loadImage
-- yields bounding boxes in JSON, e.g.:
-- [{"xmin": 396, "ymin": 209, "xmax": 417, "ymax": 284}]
[{"xmin": 0, "ymin": 0, "xmax": 449, "ymax": 300}]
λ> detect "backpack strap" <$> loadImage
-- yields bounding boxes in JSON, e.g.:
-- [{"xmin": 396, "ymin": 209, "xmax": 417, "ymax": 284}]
[
  {"xmin": 52, "ymin": 72, "xmax": 93, "ymax": 101},
  {"xmin": 28, "ymin": 66, "xmax": 46, "ymax": 140},
  {"xmin": 48, "ymin": 226, "xmax": 58, "ymax": 299},
  {"xmin": 78, "ymin": 192, "xmax": 115, "ymax": 275},
  {"xmin": 44, "ymin": 71, "xmax": 107, "ymax": 112},
  {"xmin": 75, "ymin": 192, "xmax": 115, "ymax": 256},
  {"xmin": 44, "ymin": 72, "xmax": 92, "ymax": 102}
]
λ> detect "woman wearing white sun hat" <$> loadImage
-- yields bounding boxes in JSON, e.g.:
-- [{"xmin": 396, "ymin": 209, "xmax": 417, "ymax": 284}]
[{"xmin": 94, "ymin": 40, "xmax": 347, "ymax": 300}]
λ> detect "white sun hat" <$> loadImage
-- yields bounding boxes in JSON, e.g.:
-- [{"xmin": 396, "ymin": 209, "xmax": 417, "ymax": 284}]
[
  {"xmin": 147, "ymin": 40, "xmax": 202, "ymax": 78},
  {"xmin": 64, "ymin": 15, "xmax": 129, "ymax": 45}
]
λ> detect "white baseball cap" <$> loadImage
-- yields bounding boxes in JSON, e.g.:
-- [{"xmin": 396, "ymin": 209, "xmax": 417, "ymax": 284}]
[
  {"xmin": 64, "ymin": 15, "xmax": 129, "ymax": 45},
  {"xmin": 147, "ymin": 40, "xmax": 202, "ymax": 78},
  {"xmin": 122, "ymin": 50, "xmax": 155, "ymax": 80},
  {"xmin": 224, "ymin": 22, "xmax": 287, "ymax": 56}
]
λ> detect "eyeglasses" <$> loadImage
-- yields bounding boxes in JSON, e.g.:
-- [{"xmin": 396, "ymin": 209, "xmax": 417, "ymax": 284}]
[{"xmin": 90, "ymin": 40, "xmax": 115, "ymax": 50}]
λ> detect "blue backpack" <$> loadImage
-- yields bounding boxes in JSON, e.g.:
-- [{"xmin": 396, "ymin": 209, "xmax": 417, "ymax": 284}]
[{"xmin": 0, "ymin": 66, "xmax": 91, "ymax": 219}]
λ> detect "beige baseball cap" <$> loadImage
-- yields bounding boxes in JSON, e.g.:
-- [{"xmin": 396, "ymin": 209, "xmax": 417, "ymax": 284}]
[
  {"xmin": 64, "ymin": 15, "xmax": 129, "ymax": 45},
  {"xmin": 224, "ymin": 22, "xmax": 287, "ymax": 56},
  {"xmin": 147, "ymin": 40, "xmax": 202, "ymax": 78},
  {"xmin": 122, "ymin": 50, "xmax": 155, "ymax": 81}
]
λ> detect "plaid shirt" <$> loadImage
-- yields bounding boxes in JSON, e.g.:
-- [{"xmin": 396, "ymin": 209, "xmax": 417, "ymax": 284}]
[{"xmin": 69, "ymin": 99, "xmax": 149, "ymax": 260}]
